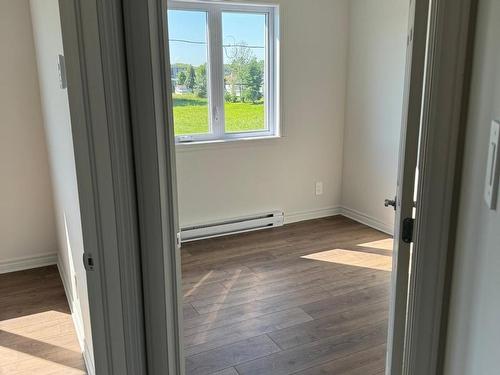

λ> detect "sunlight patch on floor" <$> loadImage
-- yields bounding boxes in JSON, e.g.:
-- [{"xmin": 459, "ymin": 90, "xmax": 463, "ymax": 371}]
[
  {"xmin": 0, "ymin": 310, "xmax": 86, "ymax": 374},
  {"xmin": 301, "ymin": 248, "xmax": 392, "ymax": 271},
  {"xmin": 184, "ymin": 271, "xmax": 214, "ymax": 298},
  {"xmin": 357, "ymin": 238, "xmax": 394, "ymax": 251}
]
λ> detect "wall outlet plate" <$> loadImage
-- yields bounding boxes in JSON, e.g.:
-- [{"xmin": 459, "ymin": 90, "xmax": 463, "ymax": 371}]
[
  {"xmin": 315, "ymin": 182, "xmax": 323, "ymax": 196},
  {"xmin": 484, "ymin": 120, "xmax": 500, "ymax": 210}
]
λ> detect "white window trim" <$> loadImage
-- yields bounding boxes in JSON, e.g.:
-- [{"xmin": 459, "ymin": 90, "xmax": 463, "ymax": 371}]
[{"xmin": 168, "ymin": 0, "xmax": 280, "ymax": 144}]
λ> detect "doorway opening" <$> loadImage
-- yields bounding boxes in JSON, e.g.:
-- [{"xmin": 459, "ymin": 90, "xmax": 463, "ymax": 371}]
[{"xmin": 166, "ymin": 1, "xmax": 419, "ymax": 374}]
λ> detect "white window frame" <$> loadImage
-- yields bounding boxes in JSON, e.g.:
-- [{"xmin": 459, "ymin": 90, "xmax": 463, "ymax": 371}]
[{"xmin": 168, "ymin": 0, "xmax": 280, "ymax": 144}]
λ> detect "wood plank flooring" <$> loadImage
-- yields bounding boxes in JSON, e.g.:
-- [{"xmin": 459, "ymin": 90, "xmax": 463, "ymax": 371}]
[
  {"xmin": 181, "ymin": 216, "xmax": 393, "ymax": 375},
  {"xmin": 0, "ymin": 266, "xmax": 86, "ymax": 375},
  {"xmin": 0, "ymin": 216, "xmax": 391, "ymax": 375}
]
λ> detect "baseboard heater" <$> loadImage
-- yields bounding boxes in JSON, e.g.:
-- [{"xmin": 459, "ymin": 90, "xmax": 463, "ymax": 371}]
[{"xmin": 180, "ymin": 211, "xmax": 284, "ymax": 243}]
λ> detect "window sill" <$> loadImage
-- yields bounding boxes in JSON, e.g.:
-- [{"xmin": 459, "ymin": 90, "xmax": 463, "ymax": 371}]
[{"xmin": 175, "ymin": 135, "xmax": 282, "ymax": 151}]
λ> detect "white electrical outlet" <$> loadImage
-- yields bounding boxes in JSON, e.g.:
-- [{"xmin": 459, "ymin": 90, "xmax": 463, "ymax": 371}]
[
  {"xmin": 315, "ymin": 182, "xmax": 323, "ymax": 196},
  {"xmin": 484, "ymin": 120, "xmax": 500, "ymax": 209}
]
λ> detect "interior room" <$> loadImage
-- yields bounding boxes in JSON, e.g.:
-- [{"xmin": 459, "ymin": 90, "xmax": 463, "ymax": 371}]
[
  {"xmin": 169, "ymin": 0, "xmax": 409, "ymax": 373},
  {"xmin": 8, "ymin": 0, "xmax": 494, "ymax": 373},
  {"xmin": 0, "ymin": 0, "xmax": 410, "ymax": 373},
  {"xmin": 2, "ymin": 0, "xmax": 498, "ymax": 374}
]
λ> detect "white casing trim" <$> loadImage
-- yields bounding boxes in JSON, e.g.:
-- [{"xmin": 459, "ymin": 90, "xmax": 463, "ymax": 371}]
[{"xmin": 0, "ymin": 252, "xmax": 57, "ymax": 274}]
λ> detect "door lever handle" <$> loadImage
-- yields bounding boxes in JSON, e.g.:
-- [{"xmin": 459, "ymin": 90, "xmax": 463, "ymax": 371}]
[{"xmin": 385, "ymin": 197, "xmax": 397, "ymax": 211}]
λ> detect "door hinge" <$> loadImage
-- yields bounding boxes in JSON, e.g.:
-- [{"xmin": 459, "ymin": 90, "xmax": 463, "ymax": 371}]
[
  {"xmin": 83, "ymin": 253, "xmax": 96, "ymax": 271},
  {"xmin": 402, "ymin": 218, "xmax": 415, "ymax": 244}
]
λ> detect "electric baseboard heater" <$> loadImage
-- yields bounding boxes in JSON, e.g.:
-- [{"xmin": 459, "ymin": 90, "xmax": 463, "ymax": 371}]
[{"xmin": 180, "ymin": 211, "xmax": 284, "ymax": 243}]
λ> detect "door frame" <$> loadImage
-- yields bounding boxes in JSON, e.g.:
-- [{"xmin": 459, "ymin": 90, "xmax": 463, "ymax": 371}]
[
  {"xmin": 60, "ymin": 0, "xmax": 477, "ymax": 373},
  {"xmin": 60, "ymin": 0, "xmax": 184, "ymax": 373},
  {"xmin": 59, "ymin": 0, "xmax": 149, "ymax": 373}
]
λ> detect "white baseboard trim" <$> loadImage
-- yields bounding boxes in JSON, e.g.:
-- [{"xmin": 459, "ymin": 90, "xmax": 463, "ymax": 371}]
[
  {"xmin": 0, "ymin": 252, "xmax": 57, "ymax": 274},
  {"xmin": 340, "ymin": 206, "xmax": 394, "ymax": 235},
  {"xmin": 57, "ymin": 258, "xmax": 95, "ymax": 375},
  {"xmin": 284, "ymin": 206, "xmax": 342, "ymax": 224}
]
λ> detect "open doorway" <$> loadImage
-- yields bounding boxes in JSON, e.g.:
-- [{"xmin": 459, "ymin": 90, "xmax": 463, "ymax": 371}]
[
  {"xmin": 0, "ymin": 1, "xmax": 93, "ymax": 373},
  {"xmin": 167, "ymin": 0, "xmax": 411, "ymax": 373}
]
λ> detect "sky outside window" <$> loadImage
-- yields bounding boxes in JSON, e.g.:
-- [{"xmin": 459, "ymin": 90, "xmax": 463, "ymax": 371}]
[{"xmin": 168, "ymin": 10, "xmax": 266, "ymax": 65}]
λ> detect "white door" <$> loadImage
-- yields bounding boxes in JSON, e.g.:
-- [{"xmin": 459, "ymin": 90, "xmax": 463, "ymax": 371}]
[{"xmin": 386, "ymin": 0, "xmax": 430, "ymax": 373}]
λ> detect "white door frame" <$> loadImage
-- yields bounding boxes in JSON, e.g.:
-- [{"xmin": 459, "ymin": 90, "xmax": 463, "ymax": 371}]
[
  {"xmin": 59, "ymin": 0, "xmax": 149, "ymax": 373},
  {"xmin": 60, "ymin": 0, "xmax": 477, "ymax": 373},
  {"xmin": 121, "ymin": 0, "xmax": 185, "ymax": 372}
]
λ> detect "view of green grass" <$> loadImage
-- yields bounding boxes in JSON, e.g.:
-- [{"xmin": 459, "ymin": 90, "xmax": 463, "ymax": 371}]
[{"xmin": 172, "ymin": 94, "xmax": 265, "ymax": 135}]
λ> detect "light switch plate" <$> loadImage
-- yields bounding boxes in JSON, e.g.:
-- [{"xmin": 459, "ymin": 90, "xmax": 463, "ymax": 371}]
[{"xmin": 484, "ymin": 120, "xmax": 500, "ymax": 209}]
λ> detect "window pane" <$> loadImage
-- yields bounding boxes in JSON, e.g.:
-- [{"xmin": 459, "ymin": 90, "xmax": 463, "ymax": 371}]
[
  {"xmin": 222, "ymin": 12, "xmax": 266, "ymax": 133},
  {"xmin": 167, "ymin": 10, "xmax": 210, "ymax": 136}
]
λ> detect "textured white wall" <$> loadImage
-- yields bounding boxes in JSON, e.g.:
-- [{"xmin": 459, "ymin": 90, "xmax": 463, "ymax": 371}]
[
  {"xmin": 30, "ymin": 0, "xmax": 94, "ymax": 366},
  {"xmin": 444, "ymin": 1, "xmax": 500, "ymax": 373},
  {"xmin": 341, "ymin": 0, "xmax": 409, "ymax": 233},
  {"xmin": 0, "ymin": 0, "xmax": 57, "ymax": 270},
  {"xmin": 175, "ymin": 0, "xmax": 349, "ymax": 227}
]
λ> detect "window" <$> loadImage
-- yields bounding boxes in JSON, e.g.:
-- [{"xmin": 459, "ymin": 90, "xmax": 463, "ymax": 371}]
[{"xmin": 167, "ymin": 1, "xmax": 280, "ymax": 143}]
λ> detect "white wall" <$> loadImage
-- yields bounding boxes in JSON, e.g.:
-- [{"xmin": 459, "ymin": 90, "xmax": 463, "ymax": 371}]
[
  {"xmin": 29, "ymin": 0, "xmax": 94, "ymax": 370},
  {"xmin": 176, "ymin": 0, "xmax": 349, "ymax": 227},
  {"xmin": 341, "ymin": 0, "xmax": 409, "ymax": 233},
  {"xmin": 444, "ymin": 0, "xmax": 500, "ymax": 373},
  {"xmin": 175, "ymin": 0, "xmax": 409, "ymax": 232},
  {"xmin": 0, "ymin": 0, "xmax": 57, "ymax": 271}
]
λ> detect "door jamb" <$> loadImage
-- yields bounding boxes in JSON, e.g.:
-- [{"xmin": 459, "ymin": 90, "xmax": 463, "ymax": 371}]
[
  {"xmin": 121, "ymin": 0, "xmax": 185, "ymax": 373},
  {"xmin": 59, "ymin": 0, "xmax": 148, "ymax": 373}
]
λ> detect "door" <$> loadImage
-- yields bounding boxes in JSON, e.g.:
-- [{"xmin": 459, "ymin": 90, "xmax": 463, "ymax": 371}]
[{"xmin": 385, "ymin": 0, "xmax": 430, "ymax": 374}]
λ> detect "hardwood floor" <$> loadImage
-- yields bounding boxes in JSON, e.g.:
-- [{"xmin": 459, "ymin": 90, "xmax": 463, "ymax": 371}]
[
  {"xmin": 0, "ymin": 216, "xmax": 390, "ymax": 375},
  {"xmin": 0, "ymin": 266, "xmax": 86, "ymax": 375},
  {"xmin": 181, "ymin": 216, "xmax": 393, "ymax": 375}
]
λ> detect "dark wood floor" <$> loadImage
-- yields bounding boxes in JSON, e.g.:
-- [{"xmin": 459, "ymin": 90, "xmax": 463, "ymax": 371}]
[
  {"xmin": 0, "ymin": 266, "xmax": 86, "ymax": 374},
  {"xmin": 0, "ymin": 216, "xmax": 390, "ymax": 374},
  {"xmin": 181, "ymin": 216, "xmax": 393, "ymax": 375}
]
